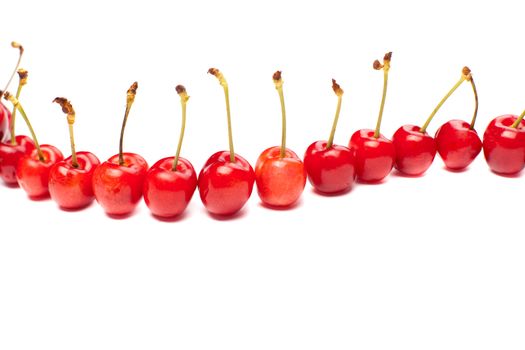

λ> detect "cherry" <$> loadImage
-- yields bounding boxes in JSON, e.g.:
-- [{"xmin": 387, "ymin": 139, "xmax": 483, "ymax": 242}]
[
  {"xmin": 349, "ymin": 52, "xmax": 395, "ymax": 183},
  {"xmin": 2, "ymin": 91, "xmax": 63, "ymax": 198},
  {"xmin": 143, "ymin": 85, "xmax": 197, "ymax": 218},
  {"xmin": 198, "ymin": 68, "xmax": 254, "ymax": 216},
  {"xmin": 255, "ymin": 71, "xmax": 306, "ymax": 207},
  {"xmin": 434, "ymin": 69, "xmax": 481, "ymax": 170},
  {"xmin": 304, "ymin": 79, "xmax": 355, "ymax": 194},
  {"xmin": 92, "ymin": 82, "xmax": 148, "ymax": 216},
  {"xmin": 0, "ymin": 42, "xmax": 24, "ymax": 142},
  {"xmin": 48, "ymin": 98, "xmax": 100, "ymax": 209},
  {"xmin": 483, "ymin": 111, "xmax": 525, "ymax": 175}
]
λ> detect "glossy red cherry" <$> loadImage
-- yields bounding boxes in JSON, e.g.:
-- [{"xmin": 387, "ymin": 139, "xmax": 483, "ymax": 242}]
[
  {"xmin": 255, "ymin": 71, "xmax": 306, "ymax": 207},
  {"xmin": 0, "ymin": 104, "xmax": 10, "ymax": 142},
  {"xmin": 435, "ymin": 119, "xmax": 482, "ymax": 170},
  {"xmin": 199, "ymin": 151, "xmax": 254, "ymax": 215},
  {"xmin": 16, "ymin": 145, "xmax": 64, "ymax": 198},
  {"xmin": 0, "ymin": 135, "xmax": 35, "ymax": 185},
  {"xmin": 92, "ymin": 82, "xmax": 148, "ymax": 216},
  {"xmin": 483, "ymin": 114, "xmax": 525, "ymax": 175},
  {"xmin": 304, "ymin": 79, "xmax": 355, "ymax": 194},
  {"xmin": 144, "ymin": 85, "xmax": 197, "ymax": 218},
  {"xmin": 48, "ymin": 98, "xmax": 100, "ymax": 209},
  {"xmin": 392, "ymin": 125, "xmax": 436, "ymax": 176},
  {"xmin": 198, "ymin": 68, "xmax": 255, "ymax": 216},
  {"xmin": 349, "ymin": 52, "xmax": 395, "ymax": 183}
]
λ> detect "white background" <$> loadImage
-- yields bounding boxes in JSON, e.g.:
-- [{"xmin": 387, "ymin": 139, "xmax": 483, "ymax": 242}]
[{"xmin": 1, "ymin": 0, "xmax": 524, "ymax": 349}]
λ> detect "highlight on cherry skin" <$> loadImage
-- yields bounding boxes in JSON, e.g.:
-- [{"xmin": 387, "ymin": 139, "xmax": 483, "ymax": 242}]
[
  {"xmin": 255, "ymin": 70, "xmax": 306, "ymax": 208},
  {"xmin": 349, "ymin": 52, "xmax": 395, "ymax": 183},
  {"xmin": 482, "ymin": 111, "xmax": 525, "ymax": 176},
  {"xmin": 48, "ymin": 98, "xmax": 100, "ymax": 210},
  {"xmin": 92, "ymin": 82, "xmax": 149, "ymax": 216},
  {"xmin": 304, "ymin": 79, "xmax": 356, "ymax": 194},
  {"xmin": 198, "ymin": 68, "xmax": 255, "ymax": 216},
  {"xmin": 143, "ymin": 85, "xmax": 197, "ymax": 218}
]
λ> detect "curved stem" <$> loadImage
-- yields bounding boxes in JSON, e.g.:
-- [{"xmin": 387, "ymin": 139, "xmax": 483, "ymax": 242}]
[
  {"xmin": 118, "ymin": 82, "xmax": 138, "ymax": 166},
  {"xmin": 9, "ymin": 83, "xmax": 23, "ymax": 145},
  {"xmin": 68, "ymin": 123, "xmax": 78, "ymax": 168},
  {"xmin": 420, "ymin": 76, "xmax": 465, "ymax": 133},
  {"xmin": 511, "ymin": 109, "xmax": 525, "ymax": 129},
  {"xmin": 172, "ymin": 86, "xmax": 189, "ymax": 171},
  {"xmin": 327, "ymin": 80, "xmax": 344, "ymax": 149},
  {"xmin": 374, "ymin": 67, "xmax": 389, "ymax": 138},
  {"xmin": 468, "ymin": 77, "xmax": 479, "ymax": 129},
  {"xmin": 7, "ymin": 96, "xmax": 43, "ymax": 161},
  {"xmin": 1, "ymin": 42, "xmax": 23, "ymax": 104},
  {"xmin": 276, "ymin": 86, "xmax": 287, "ymax": 158}
]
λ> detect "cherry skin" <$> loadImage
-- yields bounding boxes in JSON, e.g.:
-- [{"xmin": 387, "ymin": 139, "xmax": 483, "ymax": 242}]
[
  {"xmin": 16, "ymin": 144, "xmax": 63, "ymax": 198},
  {"xmin": 92, "ymin": 153, "xmax": 148, "ymax": 216},
  {"xmin": 435, "ymin": 119, "xmax": 482, "ymax": 170},
  {"xmin": 144, "ymin": 157, "xmax": 197, "ymax": 218},
  {"xmin": 304, "ymin": 141, "xmax": 355, "ymax": 194},
  {"xmin": 198, "ymin": 151, "xmax": 255, "ymax": 216},
  {"xmin": 0, "ymin": 135, "xmax": 35, "ymax": 185},
  {"xmin": 392, "ymin": 125, "xmax": 436, "ymax": 176},
  {"xmin": 483, "ymin": 115, "xmax": 525, "ymax": 175},
  {"xmin": 349, "ymin": 129, "xmax": 395, "ymax": 183},
  {"xmin": 0, "ymin": 104, "xmax": 10, "ymax": 142},
  {"xmin": 48, "ymin": 152, "xmax": 100, "ymax": 209},
  {"xmin": 255, "ymin": 146, "xmax": 306, "ymax": 207}
]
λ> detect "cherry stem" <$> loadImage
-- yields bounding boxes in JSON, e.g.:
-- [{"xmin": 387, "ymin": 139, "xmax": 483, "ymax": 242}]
[
  {"xmin": 273, "ymin": 71, "xmax": 287, "ymax": 158},
  {"xmin": 420, "ymin": 67, "xmax": 471, "ymax": 133},
  {"xmin": 172, "ymin": 85, "xmax": 189, "ymax": 171},
  {"xmin": 1, "ymin": 42, "xmax": 23, "ymax": 110},
  {"xmin": 53, "ymin": 98, "xmax": 78, "ymax": 168},
  {"xmin": 512, "ymin": 109, "xmax": 525, "ymax": 129},
  {"xmin": 327, "ymin": 79, "xmax": 344, "ymax": 149},
  {"xmin": 3, "ymin": 91, "xmax": 43, "ymax": 161},
  {"xmin": 373, "ymin": 52, "xmax": 392, "ymax": 138},
  {"xmin": 9, "ymin": 81, "xmax": 23, "ymax": 145},
  {"xmin": 468, "ymin": 76, "xmax": 479, "ymax": 129},
  {"xmin": 208, "ymin": 68, "xmax": 235, "ymax": 163},
  {"xmin": 119, "ymin": 82, "xmax": 138, "ymax": 166}
]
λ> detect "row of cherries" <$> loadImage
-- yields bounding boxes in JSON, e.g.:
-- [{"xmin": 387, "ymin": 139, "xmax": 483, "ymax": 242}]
[{"xmin": 1, "ymin": 44, "xmax": 524, "ymax": 219}]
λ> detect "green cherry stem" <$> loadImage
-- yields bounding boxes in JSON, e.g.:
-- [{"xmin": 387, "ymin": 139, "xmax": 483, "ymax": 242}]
[
  {"xmin": 208, "ymin": 68, "xmax": 235, "ymax": 163},
  {"xmin": 273, "ymin": 71, "xmax": 287, "ymax": 159},
  {"xmin": 373, "ymin": 52, "xmax": 392, "ymax": 139},
  {"xmin": 3, "ymin": 91, "xmax": 43, "ymax": 161},
  {"xmin": 1, "ymin": 42, "xmax": 24, "ymax": 109},
  {"xmin": 53, "ymin": 97, "xmax": 78, "ymax": 168},
  {"xmin": 326, "ymin": 79, "xmax": 344, "ymax": 149},
  {"xmin": 172, "ymin": 85, "xmax": 189, "ymax": 171},
  {"xmin": 468, "ymin": 74, "xmax": 479, "ymax": 130},
  {"xmin": 118, "ymin": 82, "xmax": 138, "ymax": 166},
  {"xmin": 511, "ymin": 109, "xmax": 525, "ymax": 129},
  {"xmin": 10, "ymin": 69, "xmax": 28, "ymax": 145}
]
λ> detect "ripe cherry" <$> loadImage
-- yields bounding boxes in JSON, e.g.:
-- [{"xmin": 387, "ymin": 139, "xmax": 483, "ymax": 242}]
[
  {"xmin": 143, "ymin": 85, "xmax": 197, "ymax": 218},
  {"xmin": 304, "ymin": 79, "xmax": 355, "ymax": 194},
  {"xmin": 92, "ymin": 82, "xmax": 148, "ymax": 216},
  {"xmin": 483, "ymin": 111, "xmax": 525, "ymax": 175},
  {"xmin": 349, "ymin": 52, "xmax": 395, "ymax": 183},
  {"xmin": 0, "ymin": 42, "xmax": 24, "ymax": 142},
  {"xmin": 198, "ymin": 68, "xmax": 255, "ymax": 216},
  {"xmin": 48, "ymin": 98, "xmax": 100, "ymax": 209},
  {"xmin": 255, "ymin": 71, "xmax": 306, "ymax": 207},
  {"xmin": 2, "ymin": 91, "xmax": 63, "ymax": 198}
]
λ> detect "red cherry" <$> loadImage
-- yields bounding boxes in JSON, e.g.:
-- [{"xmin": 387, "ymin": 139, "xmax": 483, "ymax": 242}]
[
  {"xmin": 349, "ymin": 129, "xmax": 395, "ymax": 182},
  {"xmin": 199, "ymin": 68, "xmax": 255, "ymax": 216},
  {"xmin": 198, "ymin": 151, "xmax": 254, "ymax": 215},
  {"xmin": 0, "ymin": 104, "xmax": 10, "ymax": 142},
  {"xmin": 0, "ymin": 135, "xmax": 35, "ymax": 185},
  {"xmin": 16, "ymin": 144, "xmax": 64, "ymax": 198},
  {"xmin": 435, "ymin": 119, "xmax": 482, "ymax": 170},
  {"xmin": 144, "ymin": 85, "xmax": 197, "ymax": 218},
  {"xmin": 93, "ymin": 153, "xmax": 148, "ymax": 215},
  {"xmin": 92, "ymin": 82, "xmax": 147, "ymax": 216},
  {"xmin": 255, "ymin": 146, "xmax": 306, "ymax": 206},
  {"xmin": 392, "ymin": 125, "xmax": 436, "ymax": 176},
  {"xmin": 483, "ymin": 114, "xmax": 525, "ymax": 175},
  {"xmin": 304, "ymin": 79, "xmax": 355, "ymax": 194},
  {"xmin": 49, "ymin": 152, "xmax": 100, "ymax": 209}
]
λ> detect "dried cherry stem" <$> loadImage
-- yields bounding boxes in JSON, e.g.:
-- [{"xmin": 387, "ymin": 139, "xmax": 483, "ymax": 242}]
[
  {"xmin": 3, "ymin": 91, "xmax": 43, "ymax": 161},
  {"xmin": 208, "ymin": 68, "xmax": 235, "ymax": 162},
  {"xmin": 1, "ymin": 42, "xmax": 24, "ymax": 109},
  {"xmin": 326, "ymin": 79, "xmax": 344, "ymax": 149},
  {"xmin": 118, "ymin": 82, "xmax": 138, "ymax": 166},
  {"xmin": 9, "ymin": 69, "xmax": 28, "ymax": 145},
  {"xmin": 53, "ymin": 97, "xmax": 78, "ymax": 168},
  {"xmin": 373, "ymin": 52, "xmax": 392, "ymax": 138},
  {"xmin": 272, "ymin": 71, "xmax": 287, "ymax": 158},
  {"xmin": 172, "ymin": 85, "xmax": 189, "ymax": 171}
]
